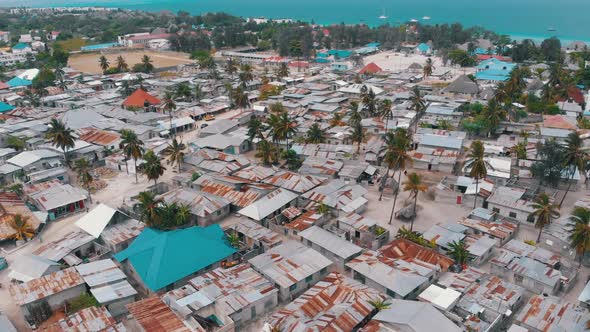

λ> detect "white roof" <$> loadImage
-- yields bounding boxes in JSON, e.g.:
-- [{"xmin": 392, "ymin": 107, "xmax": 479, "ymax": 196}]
[
  {"xmin": 238, "ymin": 189, "xmax": 298, "ymax": 221},
  {"xmin": 418, "ymin": 284, "xmax": 461, "ymax": 311},
  {"xmin": 7, "ymin": 149, "xmax": 60, "ymax": 168},
  {"xmin": 299, "ymin": 226, "xmax": 362, "ymax": 259},
  {"xmin": 75, "ymin": 203, "xmax": 118, "ymax": 238},
  {"xmin": 17, "ymin": 68, "xmax": 39, "ymax": 81},
  {"xmin": 91, "ymin": 279, "xmax": 137, "ymax": 303}
]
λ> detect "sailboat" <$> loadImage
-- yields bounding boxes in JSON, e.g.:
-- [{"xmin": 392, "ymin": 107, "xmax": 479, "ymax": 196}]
[
  {"xmin": 422, "ymin": 16, "xmax": 431, "ymax": 20},
  {"xmin": 379, "ymin": 0, "xmax": 387, "ymax": 19}
]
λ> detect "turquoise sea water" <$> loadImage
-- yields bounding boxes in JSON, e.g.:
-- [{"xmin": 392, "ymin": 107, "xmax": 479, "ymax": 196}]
[{"xmin": 7, "ymin": 0, "xmax": 590, "ymax": 42}]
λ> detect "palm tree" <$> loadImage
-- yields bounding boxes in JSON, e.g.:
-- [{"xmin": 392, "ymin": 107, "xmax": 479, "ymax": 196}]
[
  {"xmin": 10, "ymin": 214, "xmax": 35, "ymax": 242},
  {"xmin": 560, "ymin": 132, "xmax": 587, "ymax": 206},
  {"xmin": 176, "ymin": 203, "xmax": 191, "ymax": 226},
  {"xmin": 99, "ymin": 55, "xmax": 110, "ymax": 74},
  {"xmin": 403, "ymin": 172, "xmax": 428, "ymax": 231},
  {"xmin": 448, "ymin": 240, "xmax": 469, "ymax": 266},
  {"xmin": 530, "ymin": 192, "xmax": 560, "ymax": 243},
  {"xmin": 136, "ymin": 191, "xmax": 162, "ymax": 227},
  {"xmin": 317, "ymin": 201, "xmax": 330, "ymax": 215},
  {"xmin": 174, "ymin": 83, "xmax": 192, "ymax": 101},
  {"xmin": 350, "ymin": 122, "xmax": 364, "ymax": 155},
  {"xmin": 568, "ymin": 207, "xmax": 590, "ymax": 267},
  {"xmin": 23, "ymin": 89, "xmax": 40, "ymax": 107},
  {"xmin": 329, "ymin": 112, "xmax": 345, "ymax": 127},
  {"xmin": 55, "ymin": 65, "xmax": 66, "ymax": 90},
  {"xmin": 276, "ymin": 112, "xmax": 297, "ymax": 148},
  {"xmin": 140, "ymin": 150, "xmax": 166, "ymax": 185},
  {"xmin": 141, "ymin": 55, "xmax": 154, "ymax": 73},
  {"xmin": 46, "ymin": 119, "xmax": 75, "ymax": 166},
  {"xmin": 255, "ymin": 139, "xmax": 276, "ymax": 165},
  {"xmin": 384, "ymin": 129, "xmax": 413, "ymax": 223},
  {"xmin": 484, "ymin": 99, "xmax": 507, "ymax": 136},
  {"xmin": 225, "ymin": 58, "xmax": 237, "ymax": 78},
  {"xmin": 468, "ymin": 141, "xmax": 487, "ymax": 209},
  {"xmin": 162, "ymin": 138, "xmax": 186, "ymax": 173},
  {"xmin": 120, "ymin": 80, "xmax": 133, "ymax": 97},
  {"xmin": 368, "ymin": 299, "xmax": 391, "ymax": 312},
  {"xmin": 423, "ymin": 57, "xmax": 434, "ymax": 78},
  {"xmin": 409, "ymin": 86, "xmax": 426, "ymax": 132},
  {"xmin": 361, "ymin": 86, "xmax": 377, "ymax": 116},
  {"xmin": 74, "ymin": 158, "xmax": 93, "ymax": 203},
  {"xmin": 119, "ymin": 129, "xmax": 144, "ymax": 183},
  {"xmin": 282, "ymin": 149, "xmax": 301, "ymax": 170},
  {"xmin": 247, "ymin": 117, "xmax": 266, "ymax": 142},
  {"xmin": 276, "ymin": 62, "xmax": 290, "ymax": 78},
  {"xmin": 239, "ymin": 64, "xmax": 254, "ymax": 87},
  {"xmin": 378, "ymin": 99, "xmax": 393, "ymax": 132},
  {"xmin": 233, "ymin": 86, "xmax": 250, "ymax": 109},
  {"xmin": 306, "ymin": 123, "xmax": 325, "ymax": 144},
  {"xmin": 225, "ymin": 231, "xmax": 241, "ymax": 248},
  {"xmin": 269, "ymin": 102, "xmax": 286, "ymax": 114},
  {"xmin": 116, "ymin": 55, "xmax": 128, "ymax": 72},
  {"xmin": 162, "ymin": 91, "xmax": 177, "ymax": 135}
]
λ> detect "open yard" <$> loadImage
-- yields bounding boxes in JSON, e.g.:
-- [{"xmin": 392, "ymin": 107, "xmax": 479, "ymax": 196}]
[{"xmin": 68, "ymin": 50, "xmax": 193, "ymax": 74}]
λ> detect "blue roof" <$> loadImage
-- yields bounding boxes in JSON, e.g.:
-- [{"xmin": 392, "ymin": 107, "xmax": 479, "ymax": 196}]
[
  {"xmin": 473, "ymin": 47, "xmax": 494, "ymax": 55},
  {"xmin": 12, "ymin": 43, "xmax": 30, "ymax": 50},
  {"xmin": 366, "ymin": 42, "xmax": 380, "ymax": 48},
  {"xmin": 417, "ymin": 43, "xmax": 431, "ymax": 52},
  {"xmin": 80, "ymin": 42, "xmax": 119, "ymax": 51},
  {"xmin": 475, "ymin": 70, "xmax": 511, "ymax": 81},
  {"xmin": 0, "ymin": 102, "xmax": 14, "ymax": 113},
  {"xmin": 7, "ymin": 77, "xmax": 32, "ymax": 87},
  {"xmin": 114, "ymin": 225, "xmax": 236, "ymax": 291},
  {"xmin": 327, "ymin": 49, "xmax": 352, "ymax": 58}
]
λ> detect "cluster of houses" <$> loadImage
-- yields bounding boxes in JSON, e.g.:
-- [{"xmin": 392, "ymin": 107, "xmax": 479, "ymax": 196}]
[{"xmin": 2, "ymin": 23, "xmax": 590, "ymax": 331}]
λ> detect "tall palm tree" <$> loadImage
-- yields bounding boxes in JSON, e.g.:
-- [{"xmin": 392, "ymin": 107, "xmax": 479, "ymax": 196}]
[
  {"xmin": 233, "ymin": 86, "xmax": 250, "ymax": 109},
  {"xmin": 448, "ymin": 240, "xmax": 469, "ymax": 266},
  {"xmin": 74, "ymin": 158, "xmax": 93, "ymax": 203},
  {"xmin": 162, "ymin": 91, "xmax": 177, "ymax": 135},
  {"xmin": 361, "ymin": 87, "xmax": 377, "ymax": 116},
  {"xmin": 247, "ymin": 117, "xmax": 266, "ymax": 141},
  {"xmin": 306, "ymin": 123, "xmax": 324, "ymax": 144},
  {"xmin": 282, "ymin": 149, "xmax": 301, "ymax": 170},
  {"xmin": 276, "ymin": 62, "xmax": 290, "ymax": 78},
  {"xmin": 140, "ymin": 150, "xmax": 166, "ymax": 185},
  {"xmin": 239, "ymin": 64, "xmax": 254, "ymax": 87},
  {"xmin": 403, "ymin": 172, "xmax": 428, "ymax": 231},
  {"xmin": 329, "ymin": 112, "xmax": 345, "ymax": 127},
  {"xmin": 46, "ymin": 118, "xmax": 75, "ymax": 166},
  {"xmin": 560, "ymin": 132, "xmax": 587, "ymax": 206},
  {"xmin": 350, "ymin": 122, "xmax": 364, "ymax": 155},
  {"xmin": 225, "ymin": 231, "xmax": 241, "ymax": 248},
  {"xmin": 255, "ymin": 139, "xmax": 276, "ymax": 165},
  {"xmin": 349, "ymin": 108, "xmax": 362, "ymax": 127},
  {"xmin": 141, "ymin": 55, "xmax": 154, "ymax": 73},
  {"xmin": 162, "ymin": 138, "xmax": 186, "ymax": 173},
  {"xmin": 99, "ymin": 55, "xmax": 110, "ymax": 74},
  {"xmin": 119, "ymin": 129, "xmax": 144, "ymax": 183},
  {"xmin": 409, "ymin": 86, "xmax": 426, "ymax": 132},
  {"xmin": 384, "ymin": 129, "xmax": 413, "ymax": 224},
  {"xmin": 10, "ymin": 214, "xmax": 35, "ymax": 242},
  {"xmin": 174, "ymin": 83, "xmax": 192, "ymax": 101},
  {"xmin": 484, "ymin": 99, "xmax": 507, "ymax": 136},
  {"xmin": 55, "ymin": 65, "xmax": 66, "ymax": 90},
  {"xmin": 136, "ymin": 191, "xmax": 162, "ymax": 227},
  {"xmin": 423, "ymin": 57, "xmax": 434, "ymax": 78},
  {"xmin": 468, "ymin": 141, "xmax": 487, "ymax": 209},
  {"xmin": 275, "ymin": 112, "xmax": 297, "ymax": 148},
  {"xmin": 530, "ymin": 192, "xmax": 560, "ymax": 243},
  {"xmin": 378, "ymin": 99, "xmax": 393, "ymax": 132},
  {"xmin": 568, "ymin": 207, "xmax": 590, "ymax": 267},
  {"xmin": 116, "ymin": 55, "xmax": 128, "ymax": 72},
  {"xmin": 225, "ymin": 58, "xmax": 237, "ymax": 78},
  {"xmin": 269, "ymin": 102, "xmax": 286, "ymax": 114}
]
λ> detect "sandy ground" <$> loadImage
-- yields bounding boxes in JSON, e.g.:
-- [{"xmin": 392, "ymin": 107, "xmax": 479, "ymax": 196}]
[
  {"xmin": 363, "ymin": 51, "xmax": 475, "ymax": 82},
  {"xmin": 68, "ymin": 50, "xmax": 193, "ymax": 74}
]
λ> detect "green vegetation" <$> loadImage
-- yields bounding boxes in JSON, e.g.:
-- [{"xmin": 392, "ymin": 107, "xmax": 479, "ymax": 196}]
[{"xmin": 66, "ymin": 293, "xmax": 98, "ymax": 314}]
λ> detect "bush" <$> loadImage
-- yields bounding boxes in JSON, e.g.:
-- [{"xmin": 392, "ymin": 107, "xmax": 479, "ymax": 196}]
[{"xmin": 66, "ymin": 293, "xmax": 98, "ymax": 314}]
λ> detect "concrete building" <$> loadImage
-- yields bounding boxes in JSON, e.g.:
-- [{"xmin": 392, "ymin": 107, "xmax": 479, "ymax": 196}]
[
  {"xmin": 9, "ymin": 267, "xmax": 86, "ymax": 326},
  {"xmin": 25, "ymin": 181, "xmax": 89, "ymax": 220},
  {"xmin": 158, "ymin": 188, "xmax": 231, "ymax": 227},
  {"xmin": 299, "ymin": 226, "xmax": 363, "ymax": 271},
  {"xmin": 164, "ymin": 264, "xmax": 278, "ymax": 328},
  {"xmin": 269, "ymin": 272, "xmax": 387, "ymax": 331},
  {"xmin": 485, "ymin": 186, "xmax": 537, "ymax": 223},
  {"xmin": 248, "ymin": 241, "xmax": 333, "ymax": 301},
  {"xmin": 238, "ymin": 188, "xmax": 299, "ymax": 226},
  {"xmin": 39, "ymin": 306, "xmax": 123, "ymax": 331}
]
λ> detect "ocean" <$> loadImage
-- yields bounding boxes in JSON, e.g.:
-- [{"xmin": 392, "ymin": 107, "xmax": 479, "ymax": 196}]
[{"xmin": 7, "ymin": 0, "xmax": 590, "ymax": 43}]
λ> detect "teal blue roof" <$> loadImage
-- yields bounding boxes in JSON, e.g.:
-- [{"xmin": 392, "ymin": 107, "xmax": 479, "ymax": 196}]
[
  {"xmin": 366, "ymin": 42, "xmax": 380, "ymax": 48},
  {"xmin": 327, "ymin": 50, "xmax": 352, "ymax": 58},
  {"xmin": 417, "ymin": 43, "xmax": 431, "ymax": 52},
  {"xmin": 475, "ymin": 70, "xmax": 511, "ymax": 81},
  {"xmin": 114, "ymin": 225, "xmax": 236, "ymax": 291},
  {"xmin": 7, "ymin": 77, "xmax": 32, "ymax": 87},
  {"xmin": 0, "ymin": 102, "xmax": 14, "ymax": 113},
  {"xmin": 12, "ymin": 43, "xmax": 30, "ymax": 50}
]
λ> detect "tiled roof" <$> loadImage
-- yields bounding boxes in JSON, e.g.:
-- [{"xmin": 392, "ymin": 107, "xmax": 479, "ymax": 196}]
[{"xmin": 122, "ymin": 89, "xmax": 161, "ymax": 107}]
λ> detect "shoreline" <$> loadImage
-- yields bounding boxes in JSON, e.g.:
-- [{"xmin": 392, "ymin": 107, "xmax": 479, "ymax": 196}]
[{"xmin": 5, "ymin": 3, "xmax": 590, "ymax": 45}]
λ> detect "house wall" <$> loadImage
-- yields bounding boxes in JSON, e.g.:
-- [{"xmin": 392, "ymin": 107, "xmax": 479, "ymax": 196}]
[
  {"xmin": 487, "ymin": 203, "xmax": 532, "ymax": 224},
  {"xmin": 21, "ymin": 284, "xmax": 87, "ymax": 319},
  {"xmin": 300, "ymin": 238, "xmax": 354, "ymax": 272},
  {"xmin": 21, "ymin": 158, "xmax": 63, "ymax": 174},
  {"xmin": 229, "ymin": 290, "xmax": 278, "ymax": 326},
  {"xmin": 277, "ymin": 267, "xmax": 330, "ymax": 302},
  {"xmin": 104, "ymin": 295, "xmax": 136, "ymax": 317},
  {"xmin": 196, "ymin": 204, "xmax": 230, "ymax": 227}
]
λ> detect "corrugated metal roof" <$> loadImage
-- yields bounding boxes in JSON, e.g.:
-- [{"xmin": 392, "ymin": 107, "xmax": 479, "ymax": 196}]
[
  {"xmin": 127, "ymin": 297, "xmax": 193, "ymax": 332},
  {"xmin": 379, "ymin": 238, "xmax": 454, "ymax": 272},
  {"xmin": 516, "ymin": 295, "xmax": 590, "ymax": 332},
  {"xmin": 299, "ymin": 226, "xmax": 362, "ymax": 259},
  {"xmin": 262, "ymin": 170, "xmax": 324, "ymax": 193},
  {"xmin": 238, "ymin": 189, "xmax": 298, "ymax": 221},
  {"xmin": 227, "ymin": 218, "xmax": 282, "ymax": 249},
  {"xmin": 269, "ymin": 272, "xmax": 386, "ymax": 331},
  {"xmin": 9, "ymin": 267, "xmax": 84, "ymax": 305},
  {"xmin": 38, "ymin": 306, "xmax": 119, "ymax": 332},
  {"xmin": 91, "ymin": 280, "xmax": 137, "ymax": 304},
  {"xmin": 75, "ymin": 259, "xmax": 126, "ymax": 288},
  {"xmin": 34, "ymin": 231, "xmax": 95, "ymax": 262}
]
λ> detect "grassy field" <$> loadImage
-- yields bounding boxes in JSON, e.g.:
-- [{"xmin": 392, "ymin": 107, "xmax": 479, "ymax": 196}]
[{"xmin": 68, "ymin": 50, "xmax": 193, "ymax": 74}]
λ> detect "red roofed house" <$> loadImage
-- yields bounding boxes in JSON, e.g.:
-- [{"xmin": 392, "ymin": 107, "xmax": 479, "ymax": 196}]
[
  {"xmin": 543, "ymin": 114, "xmax": 578, "ymax": 130},
  {"xmin": 562, "ymin": 86, "xmax": 585, "ymax": 105},
  {"xmin": 359, "ymin": 62, "xmax": 383, "ymax": 75},
  {"xmin": 122, "ymin": 88, "xmax": 161, "ymax": 110},
  {"xmin": 0, "ymin": 81, "xmax": 9, "ymax": 90},
  {"xmin": 476, "ymin": 54, "xmax": 512, "ymax": 62}
]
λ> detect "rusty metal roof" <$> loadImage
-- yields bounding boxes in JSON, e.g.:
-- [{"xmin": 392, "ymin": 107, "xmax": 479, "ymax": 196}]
[
  {"xmin": 227, "ymin": 218, "xmax": 282, "ymax": 249},
  {"xmin": 38, "ymin": 306, "xmax": 119, "ymax": 332},
  {"xmin": 516, "ymin": 295, "xmax": 590, "ymax": 331},
  {"xmin": 285, "ymin": 210, "xmax": 323, "ymax": 231},
  {"xmin": 262, "ymin": 170, "xmax": 324, "ymax": 194},
  {"xmin": 127, "ymin": 297, "xmax": 193, "ymax": 332},
  {"xmin": 196, "ymin": 178, "xmax": 261, "ymax": 208},
  {"xmin": 379, "ymin": 238, "xmax": 454, "ymax": 272},
  {"xmin": 269, "ymin": 272, "xmax": 386, "ymax": 331},
  {"xmin": 9, "ymin": 267, "xmax": 85, "ymax": 305},
  {"xmin": 78, "ymin": 127, "xmax": 121, "ymax": 146},
  {"xmin": 233, "ymin": 165, "xmax": 277, "ymax": 182}
]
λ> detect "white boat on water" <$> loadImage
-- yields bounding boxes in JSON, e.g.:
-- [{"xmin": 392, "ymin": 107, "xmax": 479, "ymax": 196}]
[
  {"xmin": 422, "ymin": 16, "xmax": 431, "ymax": 20},
  {"xmin": 379, "ymin": 15, "xmax": 388, "ymax": 19},
  {"xmin": 410, "ymin": 19, "xmax": 418, "ymax": 23}
]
